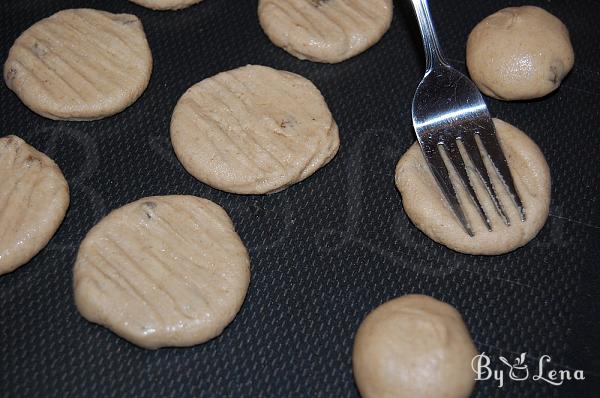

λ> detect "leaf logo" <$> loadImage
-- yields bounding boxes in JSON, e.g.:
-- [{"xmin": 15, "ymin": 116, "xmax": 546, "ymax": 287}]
[{"xmin": 499, "ymin": 353, "xmax": 529, "ymax": 381}]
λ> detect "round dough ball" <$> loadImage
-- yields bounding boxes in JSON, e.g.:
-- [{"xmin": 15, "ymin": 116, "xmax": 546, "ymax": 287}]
[
  {"xmin": 258, "ymin": 0, "xmax": 393, "ymax": 63},
  {"xmin": 3, "ymin": 9, "xmax": 153, "ymax": 120},
  {"xmin": 395, "ymin": 119, "xmax": 550, "ymax": 255},
  {"xmin": 73, "ymin": 195, "xmax": 251, "ymax": 349},
  {"xmin": 129, "ymin": 0, "xmax": 202, "ymax": 11},
  {"xmin": 170, "ymin": 65, "xmax": 340, "ymax": 194},
  {"xmin": 466, "ymin": 6, "xmax": 574, "ymax": 100},
  {"xmin": 0, "ymin": 135, "xmax": 69, "ymax": 275},
  {"xmin": 353, "ymin": 295, "xmax": 478, "ymax": 398}
]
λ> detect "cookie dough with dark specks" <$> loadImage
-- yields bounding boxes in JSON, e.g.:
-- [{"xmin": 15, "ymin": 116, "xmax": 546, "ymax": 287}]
[
  {"xmin": 4, "ymin": 9, "xmax": 153, "ymax": 120},
  {"xmin": 73, "ymin": 195, "xmax": 251, "ymax": 349},
  {"xmin": 170, "ymin": 65, "xmax": 340, "ymax": 194},
  {"xmin": 258, "ymin": 0, "xmax": 393, "ymax": 63},
  {"xmin": 467, "ymin": 6, "xmax": 574, "ymax": 100},
  {"xmin": 0, "ymin": 135, "xmax": 69, "ymax": 275}
]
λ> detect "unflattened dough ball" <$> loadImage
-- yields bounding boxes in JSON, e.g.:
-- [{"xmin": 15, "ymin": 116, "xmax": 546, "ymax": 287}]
[
  {"xmin": 73, "ymin": 195, "xmax": 250, "ymax": 349},
  {"xmin": 129, "ymin": 0, "xmax": 202, "ymax": 11},
  {"xmin": 395, "ymin": 119, "xmax": 550, "ymax": 255},
  {"xmin": 353, "ymin": 295, "xmax": 478, "ymax": 398},
  {"xmin": 466, "ymin": 6, "xmax": 574, "ymax": 100},
  {"xmin": 0, "ymin": 135, "xmax": 69, "ymax": 275},
  {"xmin": 171, "ymin": 65, "xmax": 340, "ymax": 194},
  {"xmin": 258, "ymin": 0, "xmax": 393, "ymax": 63},
  {"xmin": 3, "ymin": 9, "xmax": 153, "ymax": 120}
]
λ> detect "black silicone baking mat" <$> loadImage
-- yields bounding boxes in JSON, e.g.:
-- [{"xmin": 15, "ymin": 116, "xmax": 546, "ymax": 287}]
[{"xmin": 1, "ymin": 0, "xmax": 599, "ymax": 397}]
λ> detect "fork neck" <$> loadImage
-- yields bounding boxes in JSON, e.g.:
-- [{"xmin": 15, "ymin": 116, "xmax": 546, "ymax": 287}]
[{"xmin": 410, "ymin": 0, "xmax": 448, "ymax": 71}]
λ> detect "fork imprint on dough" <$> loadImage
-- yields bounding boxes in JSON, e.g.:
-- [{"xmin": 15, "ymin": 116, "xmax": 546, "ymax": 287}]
[
  {"xmin": 3, "ymin": 9, "xmax": 153, "ymax": 120},
  {"xmin": 73, "ymin": 196, "xmax": 251, "ymax": 349},
  {"xmin": 0, "ymin": 135, "xmax": 69, "ymax": 275},
  {"xmin": 395, "ymin": 119, "xmax": 551, "ymax": 255},
  {"xmin": 258, "ymin": 0, "xmax": 393, "ymax": 63},
  {"xmin": 170, "ymin": 65, "xmax": 340, "ymax": 194}
]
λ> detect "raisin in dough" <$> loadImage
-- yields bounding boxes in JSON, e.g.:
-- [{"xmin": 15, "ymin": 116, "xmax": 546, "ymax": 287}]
[
  {"xmin": 258, "ymin": 0, "xmax": 393, "ymax": 63},
  {"xmin": 0, "ymin": 135, "xmax": 69, "ymax": 276},
  {"xmin": 73, "ymin": 196, "xmax": 250, "ymax": 349},
  {"xmin": 3, "ymin": 9, "xmax": 153, "ymax": 120},
  {"xmin": 353, "ymin": 295, "xmax": 478, "ymax": 398},
  {"xmin": 467, "ymin": 6, "xmax": 574, "ymax": 100},
  {"xmin": 170, "ymin": 65, "xmax": 340, "ymax": 194},
  {"xmin": 129, "ymin": 0, "xmax": 202, "ymax": 11},
  {"xmin": 395, "ymin": 119, "xmax": 550, "ymax": 255}
]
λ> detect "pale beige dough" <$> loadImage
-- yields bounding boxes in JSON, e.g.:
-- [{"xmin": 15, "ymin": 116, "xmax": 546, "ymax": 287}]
[
  {"xmin": 467, "ymin": 6, "xmax": 574, "ymax": 100},
  {"xmin": 73, "ymin": 195, "xmax": 251, "ymax": 349},
  {"xmin": 0, "ymin": 135, "xmax": 69, "ymax": 276},
  {"xmin": 395, "ymin": 119, "xmax": 551, "ymax": 255},
  {"xmin": 129, "ymin": 0, "xmax": 202, "ymax": 11},
  {"xmin": 258, "ymin": 0, "xmax": 393, "ymax": 63},
  {"xmin": 3, "ymin": 9, "xmax": 153, "ymax": 120},
  {"xmin": 353, "ymin": 295, "xmax": 478, "ymax": 398},
  {"xmin": 170, "ymin": 65, "xmax": 340, "ymax": 194}
]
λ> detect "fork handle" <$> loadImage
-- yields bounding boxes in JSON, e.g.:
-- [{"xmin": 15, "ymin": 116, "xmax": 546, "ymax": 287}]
[{"xmin": 410, "ymin": 0, "xmax": 448, "ymax": 71}]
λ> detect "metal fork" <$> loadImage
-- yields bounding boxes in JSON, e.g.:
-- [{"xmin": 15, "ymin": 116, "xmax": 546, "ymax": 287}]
[{"xmin": 409, "ymin": 0, "xmax": 525, "ymax": 236}]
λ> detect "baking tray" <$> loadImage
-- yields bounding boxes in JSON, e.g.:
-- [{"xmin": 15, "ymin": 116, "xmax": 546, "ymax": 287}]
[{"xmin": 1, "ymin": 0, "xmax": 599, "ymax": 397}]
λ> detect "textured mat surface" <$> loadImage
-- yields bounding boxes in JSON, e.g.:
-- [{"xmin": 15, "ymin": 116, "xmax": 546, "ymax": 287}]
[{"xmin": 1, "ymin": 0, "xmax": 599, "ymax": 397}]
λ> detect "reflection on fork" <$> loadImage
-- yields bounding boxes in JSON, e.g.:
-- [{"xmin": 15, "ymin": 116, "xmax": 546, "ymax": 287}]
[{"xmin": 409, "ymin": 0, "xmax": 525, "ymax": 236}]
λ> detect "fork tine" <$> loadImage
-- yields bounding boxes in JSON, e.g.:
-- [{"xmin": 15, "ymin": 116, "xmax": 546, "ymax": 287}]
[
  {"xmin": 442, "ymin": 139, "xmax": 492, "ymax": 231},
  {"xmin": 421, "ymin": 145, "xmax": 474, "ymax": 236},
  {"xmin": 460, "ymin": 133, "xmax": 509, "ymax": 225},
  {"xmin": 478, "ymin": 132, "xmax": 526, "ymax": 222}
]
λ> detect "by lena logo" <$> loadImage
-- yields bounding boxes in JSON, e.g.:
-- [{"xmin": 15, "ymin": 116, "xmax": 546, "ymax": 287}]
[{"xmin": 471, "ymin": 352, "xmax": 585, "ymax": 388}]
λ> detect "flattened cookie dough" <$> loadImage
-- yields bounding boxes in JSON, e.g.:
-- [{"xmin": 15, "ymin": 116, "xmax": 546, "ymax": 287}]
[
  {"xmin": 129, "ymin": 0, "xmax": 202, "ymax": 11},
  {"xmin": 258, "ymin": 0, "xmax": 393, "ymax": 63},
  {"xmin": 395, "ymin": 119, "xmax": 551, "ymax": 255},
  {"xmin": 171, "ymin": 65, "xmax": 340, "ymax": 194},
  {"xmin": 353, "ymin": 295, "xmax": 478, "ymax": 398},
  {"xmin": 467, "ymin": 6, "xmax": 574, "ymax": 100},
  {"xmin": 73, "ymin": 195, "xmax": 250, "ymax": 349},
  {"xmin": 0, "ymin": 135, "xmax": 69, "ymax": 275},
  {"xmin": 4, "ymin": 9, "xmax": 153, "ymax": 120}
]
